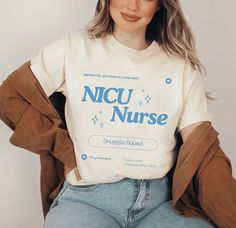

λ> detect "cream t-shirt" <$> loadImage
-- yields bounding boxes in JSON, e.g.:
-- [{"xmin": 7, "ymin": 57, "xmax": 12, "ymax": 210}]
[{"xmin": 30, "ymin": 29, "xmax": 213, "ymax": 185}]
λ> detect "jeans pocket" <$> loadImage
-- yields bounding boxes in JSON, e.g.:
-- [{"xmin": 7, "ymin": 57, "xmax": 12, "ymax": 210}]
[
  {"xmin": 161, "ymin": 175, "xmax": 169, "ymax": 189},
  {"xmin": 165, "ymin": 175, "xmax": 169, "ymax": 185},
  {"xmin": 49, "ymin": 182, "xmax": 68, "ymax": 210}
]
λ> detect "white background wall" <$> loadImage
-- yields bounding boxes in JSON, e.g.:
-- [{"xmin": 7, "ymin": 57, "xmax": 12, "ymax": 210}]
[{"xmin": 0, "ymin": 1, "xmax": 235, "ymax": 227}]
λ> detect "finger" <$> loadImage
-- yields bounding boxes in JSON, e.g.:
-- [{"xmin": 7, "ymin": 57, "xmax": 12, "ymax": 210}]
[
  {"xmin": 74, "ymin": 167, "xmax": 81, "ymax": 181},
  {"xmin": 64, "ymin": 166, "xmax": 72, "ymax": 176}
]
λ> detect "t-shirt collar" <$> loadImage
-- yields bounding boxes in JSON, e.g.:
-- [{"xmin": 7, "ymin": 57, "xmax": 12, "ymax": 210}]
[{"xmin": 106, "ymin": 32, "xmax": 162, "ymax": 57}]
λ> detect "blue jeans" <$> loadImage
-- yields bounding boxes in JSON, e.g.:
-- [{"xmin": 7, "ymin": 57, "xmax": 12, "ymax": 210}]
[{"xmin": 44, "ymin": 176, "xmax": 216, "ymax": 228}]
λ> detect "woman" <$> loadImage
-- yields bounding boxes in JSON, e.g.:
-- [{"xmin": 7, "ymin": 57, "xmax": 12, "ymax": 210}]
[{"xmin": 28, "ymin": 0, "xmax": 217, "ymax": 227}]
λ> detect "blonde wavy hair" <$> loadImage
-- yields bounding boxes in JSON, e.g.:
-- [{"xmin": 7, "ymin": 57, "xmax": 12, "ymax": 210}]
[{"xmin": 85, "ymin": 0, "xmax": 215, "ymax": 100}]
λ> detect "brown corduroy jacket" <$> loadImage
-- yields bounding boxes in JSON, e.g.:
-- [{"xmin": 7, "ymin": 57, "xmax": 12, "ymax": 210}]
[{"xmin": 0, "ymin": 61, "xmax": 236, "ymax": 228}]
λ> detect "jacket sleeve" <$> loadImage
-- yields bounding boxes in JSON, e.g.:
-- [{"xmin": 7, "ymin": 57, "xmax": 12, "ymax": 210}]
[
  {"xmin": 198, "ymin": 144, "xmax": 236, "ymax": 228},
  {"xmin": 0, "ymin": 69, "xmax": 53, "ymax": 156},
  {"xmin": 0, "ymin": 63, "xmax": 77, "ymax": 169},
  {"xmin": 0, "ymin": 71, "xmax": 30, "ymax": 131}
]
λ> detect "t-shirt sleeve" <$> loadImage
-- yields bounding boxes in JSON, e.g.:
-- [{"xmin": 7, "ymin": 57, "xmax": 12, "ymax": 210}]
[
  {"xmin": 177, "ymin": 62, "xmax": 213, "ymax": 132},
  {"xmin": 29, "ymin": 34, "xmax": 67, "ymax": 97}
]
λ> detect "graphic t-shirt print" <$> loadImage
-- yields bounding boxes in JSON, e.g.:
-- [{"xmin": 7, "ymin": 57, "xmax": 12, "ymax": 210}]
[{"xmin": 79, "ymin": 71, "xmax": 174, "ymax": 170}]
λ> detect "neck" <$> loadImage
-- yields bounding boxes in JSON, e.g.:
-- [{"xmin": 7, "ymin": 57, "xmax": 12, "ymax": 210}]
[{"xmin": 112, "ymin": 27, "xmax": 151, "ymax": 50}]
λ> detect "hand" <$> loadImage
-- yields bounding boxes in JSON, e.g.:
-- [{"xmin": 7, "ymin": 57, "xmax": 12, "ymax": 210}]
[{"xmin": 64, "ymin": 165, "xmax": 81, "ymax": 181}]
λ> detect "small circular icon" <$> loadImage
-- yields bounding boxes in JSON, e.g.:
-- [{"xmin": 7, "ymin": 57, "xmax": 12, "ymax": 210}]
[
  {"xmin": 165, "ymin": 77, "xmax": 172, "ymax": 84},
  {"xmin": 81, "ymin": 154, "xmax": 88, "ymax": 160}
]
